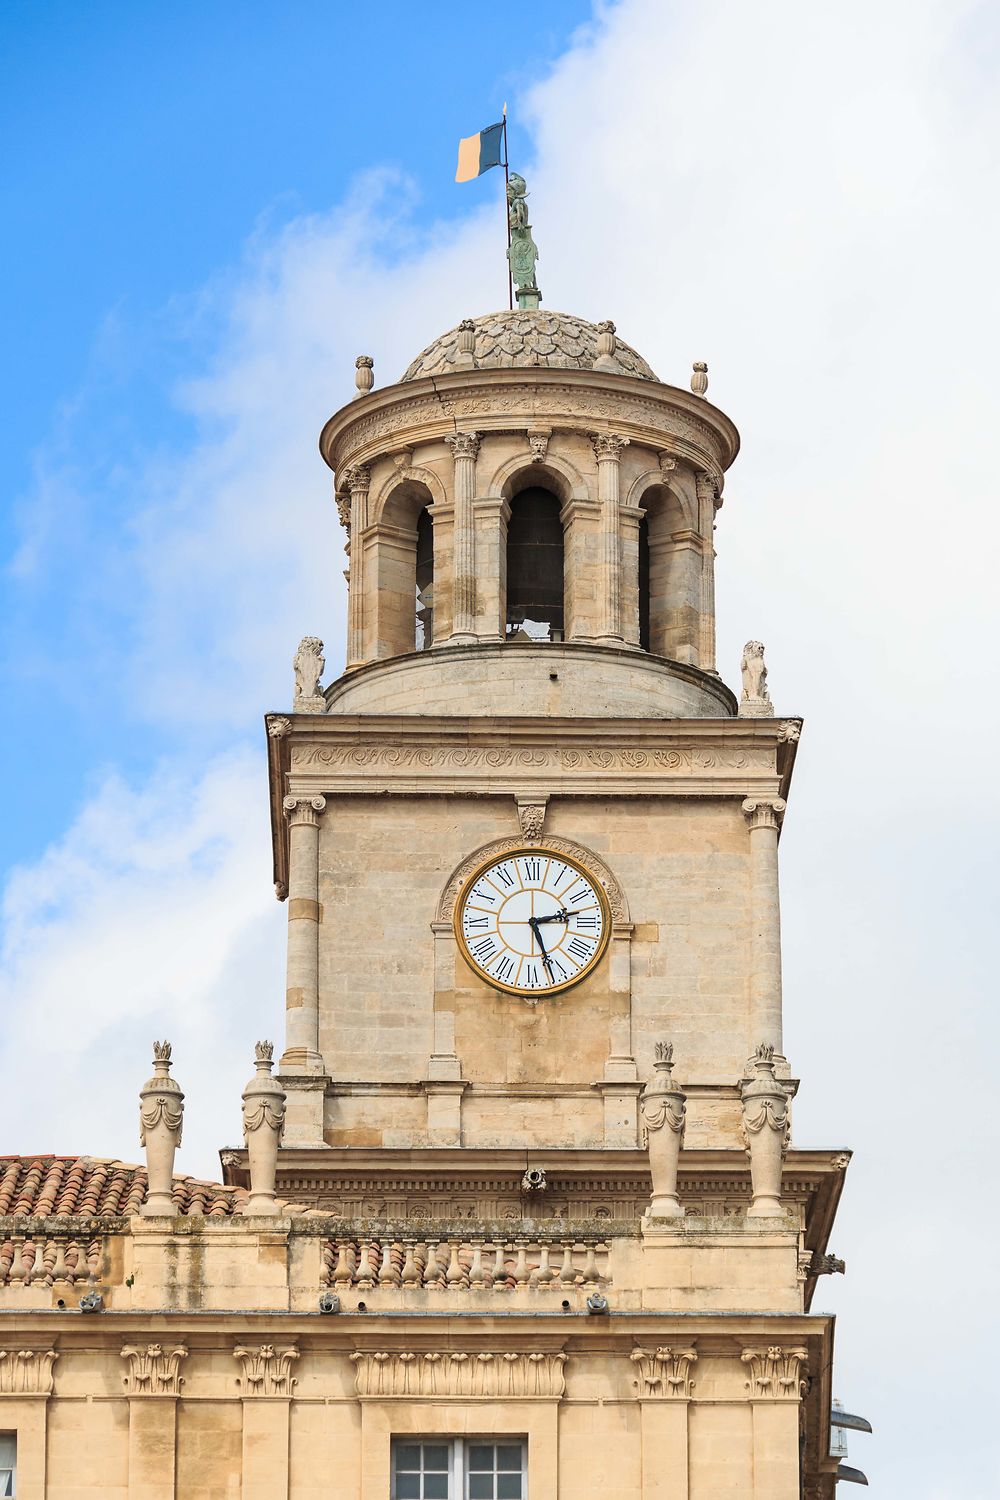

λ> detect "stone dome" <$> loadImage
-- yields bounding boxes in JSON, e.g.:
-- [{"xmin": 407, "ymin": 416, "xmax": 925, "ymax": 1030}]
[{"xmin": 400, "ymin": 310, "xmax": 659, "ymax": 383}]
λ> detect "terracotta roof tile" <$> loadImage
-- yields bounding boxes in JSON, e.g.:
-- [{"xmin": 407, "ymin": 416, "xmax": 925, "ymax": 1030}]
[{"xmin": 0, "ymin": 1157, "xmax": 247, "ymax": 1219}]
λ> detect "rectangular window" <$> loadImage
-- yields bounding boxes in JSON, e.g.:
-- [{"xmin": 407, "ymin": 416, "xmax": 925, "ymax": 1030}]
[
  {"xmin": 391, "ymin": 1439, "xmax": 525, "ymax": 1500},
  {"xmin": 0, "ymin": 1433, "xmax": 15, "ymax": 1497}
]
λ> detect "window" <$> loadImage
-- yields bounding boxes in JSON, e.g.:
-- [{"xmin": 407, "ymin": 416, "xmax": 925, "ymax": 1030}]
[
  {"xmin": 505, "ymin": 487, "xmax": 564, "ymax": 641},
  {"xmin": 392, "ymin": 1439, "xmax": 525, "ymax": 1500},
  {"xmin": 0, "ymin": 1434, "xmax": 14, "ymax": 1497}
]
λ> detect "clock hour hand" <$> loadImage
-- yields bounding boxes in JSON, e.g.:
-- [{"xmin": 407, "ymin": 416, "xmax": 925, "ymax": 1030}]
[{"xmin": 528, "ymin": 916, "xmax": 556, "ymax": 977}]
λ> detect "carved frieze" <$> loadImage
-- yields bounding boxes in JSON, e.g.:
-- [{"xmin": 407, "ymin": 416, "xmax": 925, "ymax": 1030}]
[
  {"xmin": 350, "ymin": 1349, "xmax": 567, "ymax": 1399},
  {"xmin": 234, "ymin": 1344, "xmax": 299, "ymax": 1396},
  {"xmin": 741, "ymin": 1345, "xmax": 809, "ymax": 1400},
  {"xmin": 292, "ymin": 743, "xmax": 774, "ymax": 774},
  {"xmin": 121, "ymin": 1344, "xmax": 187, "ymax": 1395},
  {"xmin": 0, "ymin": 1348, "xmax": 58, "ymax": 1395},
  {"xmin": 630, "ymin": 1345, "xmax": 697, "ymax": 1398}
]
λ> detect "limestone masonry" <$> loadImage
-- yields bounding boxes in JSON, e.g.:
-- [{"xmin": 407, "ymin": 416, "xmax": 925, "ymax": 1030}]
[{"xmin": 0, "ymin": 306, "xmax": 863, "ymax": 1497}]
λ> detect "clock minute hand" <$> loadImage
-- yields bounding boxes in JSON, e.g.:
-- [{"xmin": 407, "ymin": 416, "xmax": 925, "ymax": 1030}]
[{"xmin": 528, "ymin": 916, "xmax": 555, "ymax": 977}]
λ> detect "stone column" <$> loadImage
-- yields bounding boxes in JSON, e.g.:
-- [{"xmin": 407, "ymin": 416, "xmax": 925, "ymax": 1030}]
[
  {"xmin": 741, "ymin": 1044, "xmax": 791, "ymax": 1217},
  {"xmin": 344, "ymin": 464, "xmax": 371, "ymax": 667},
  {"xmin": 280, "ymin": 796, "xmax": 327, "ymax": 1074},
  {"xmin": 139, "ymin": 1042, "xmax": 184, "ymax": 1217},
  {"xmin": 741, "ymin": 797, "xmax": 786, "ymax": 1062},
  {"xmin": 742, "ymin": 1345, "xmax": 809, "ymax": 1498},
  {"xmin": 242, "ymin": 1041, "xmax": 286, "ymax": 1215},
  {"xmin": 640, "ymin": 1042, "xmax": 686, "ymax": 1219},
  {"xmin": 695, "ymin": 471, "xmax": 719, "ymax": 672},
  {"xmin": 590, "ymin": 433, "xmax": 629, "ymax": 643},
  {"xmin": 445, "ymin": 431, "xmax": 480, "ymax": 643}
]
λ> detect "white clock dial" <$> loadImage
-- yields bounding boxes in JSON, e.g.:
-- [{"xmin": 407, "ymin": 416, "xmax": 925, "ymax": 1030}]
[{"xmin": 455, "ymin": 848, "xmax": 610, "ymax": 996}]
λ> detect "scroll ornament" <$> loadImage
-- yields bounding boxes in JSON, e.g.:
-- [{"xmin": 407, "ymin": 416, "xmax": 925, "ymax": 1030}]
[
  {"xmin": 139, "ymin": 1041, "xmax": 184, "ymax": 1217},
  {"xmin": 241, "ymin": 1041, "xmax": 286, "ymax": 1216},
  {"xmin": 640, "ymin": 1042, "xmax": 686, "ymax": 1219},
  {"xmin": 630, "ymin": 1345, "xmax": 697, "ymax": 1398},
  {"xmin": 740, "ymin": 1044, "xmax": 791, "ymax": 1218},
  {"xmin": 121, "ymin": 1344, "xmax": 187, "ymax": 1395}
]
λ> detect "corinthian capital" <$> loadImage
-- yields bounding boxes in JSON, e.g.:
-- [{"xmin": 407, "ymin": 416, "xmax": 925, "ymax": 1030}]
[
  {"xmin": 741, "ymin": 1346, "xmax": 809, "ymax": 1400},
  {"xmin": 282, "ymin": 795, "xmax": 327, "ymax": 828},
  {"xmin": 341, "ymin": 463, "xmax": 372, "ymax": 494},
  {"xmin": 741, "ymin": 798, "xmax": 786, "ymax": 832},
  {"xmin": 590, "ymin": 432, "xmax": 630, "ymax": 461},
  {"xmin": 445, "ymin": 431, "xmax": 481, "ymax": 460}
]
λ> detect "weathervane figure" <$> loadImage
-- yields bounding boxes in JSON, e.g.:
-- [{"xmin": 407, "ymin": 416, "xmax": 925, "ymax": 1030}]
[{"xmin": 507, "ymin": 174, "xmax": 541, "ymax": 309}]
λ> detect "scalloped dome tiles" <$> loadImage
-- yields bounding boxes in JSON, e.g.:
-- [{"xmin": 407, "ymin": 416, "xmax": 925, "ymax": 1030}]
[{"xmin": 400, "ymin": 310, "xmax": 659, "ymax": 383}]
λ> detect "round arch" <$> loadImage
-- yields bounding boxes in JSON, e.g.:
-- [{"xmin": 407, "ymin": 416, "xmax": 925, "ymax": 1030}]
[
  {"xmin": 372, "ymin": 463, "xmax": 449, "ymax": 526},
  {"xmin": 625, "ymin": 469, "xmax": 696, "ymax": 531},
  {"xmin": 486, "ymin": 449, "xmax": 588, "ymax": 506}
]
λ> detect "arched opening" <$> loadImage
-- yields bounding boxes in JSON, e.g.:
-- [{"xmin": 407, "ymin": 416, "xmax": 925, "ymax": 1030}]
[
  {"xmin": 638, "ymin": 511, "xmax": 651, "ymax": 652},
  {"xmin": 638, "ymin": 483, "xmax": 700, "ymax": 662},
  {"xmin": 415, "ymin": 506, "xmax": 434, "ymax": 649},
  {"xmin": 505, "ymin": 486, "xmax": 564, "ymax": 641}
]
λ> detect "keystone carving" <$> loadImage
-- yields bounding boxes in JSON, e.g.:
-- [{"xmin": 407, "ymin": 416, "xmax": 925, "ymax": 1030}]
[
  {"xmin": 0, "ymin": 1349, "xmax": 58, "ymax": 1395},
  {"xmin": 630, "ymin": 1345, "xmax": 697, "ymax": 1398},
  {"xmin": 121, "ymin": 1344, "xmax": 187, "ymax": 1395},
  {"xmin": 233, "ymin": 1344, "xmax": 299, "ymax": 1396},
  {"xmin": 516, "ymin": 800, "xmax": 547, "ymax": 843},
  {"xmin": 741, "ymin": 1345, "xmax": 809, "ymax": 1400},
  {"xmin": 350, "ymin": 1350, "xmax": 567, "ymax": 1399}
]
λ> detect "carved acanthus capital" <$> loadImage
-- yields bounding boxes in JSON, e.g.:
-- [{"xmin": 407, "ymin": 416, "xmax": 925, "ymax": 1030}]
[
  {"xmin": 0, "ymin": 1348, "xmax": 58, "ymax": 1395},
  {"xmin": 589, "ymin": 432, "xmax": 630, "ymax": 462},
  {"xmin": 341, "ymin": 463, "xmax": 372, "ymax": 495},
  {"xmin": 266, "ymin": 716, "xmax": 291, "ymax": 739},
  {"xmin": 630, "ymin": 1345, "xmax": 697, "ymax": 1398},
  {"xmin": 741, "ymin": 1345, "xmax": 809, "ymax": 1400},
  {"xmin": 283, "ymin": 795, "xmax": 327, "ymax": 829},
  {"xmin": 695, "ymin": 470, "xmax": 722, "ymax": 510},
  {"xmin": 121, "ymin": 1344, "xmax": 187, "ymax": 1396},
  {"xmin": 445, "ymin": 430, "xmax": 481, "ymax": 461},
  {"xmin": 741, "ymin": 797, "xmax": 786, "ymax": 832},
  {"xmin": 350, "ymin": 1350, "xmax": 567, "ymax": 1399},
  {"xmin": 233, "ymin": 1345, "xmax": 299, "ymax": 1396}
]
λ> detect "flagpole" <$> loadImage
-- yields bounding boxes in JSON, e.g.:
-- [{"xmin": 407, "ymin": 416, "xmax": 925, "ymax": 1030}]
[{"xmin": 502, "ymin": 106, "xmax": 513, "ymax": 311}]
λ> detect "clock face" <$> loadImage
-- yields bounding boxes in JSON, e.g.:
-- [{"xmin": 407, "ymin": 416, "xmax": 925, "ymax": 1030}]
[{"xmin": 455, "ymin": 847, "xmax": 610, "ymax": 996}]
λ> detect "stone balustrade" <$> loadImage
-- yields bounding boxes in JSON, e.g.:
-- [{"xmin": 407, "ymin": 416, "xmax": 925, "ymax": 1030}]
[
  {"xmin": 321, "ymin": 1233, "xmax": 612, "ymax": 1292},
  {"xmin": 0, "ymin": 1218, "xmax": 107, "ymax": 1288}
]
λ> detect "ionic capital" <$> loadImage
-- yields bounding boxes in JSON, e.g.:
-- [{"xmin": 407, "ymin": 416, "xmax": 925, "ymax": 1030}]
[
  {"xmin": 742, "ymin": 797, "xmax": 786, "ymax": 832},
  {"xmin": 341, "ymin": 463, "xmax": 372, "ymax": 495},
  {"xmin": 283, "ymin": 795, "xmax": 327, "ymax": 828},
  {"xmin": 445, "ymin": 431, "xmax": 481, "ymax": 460},
  {"xmin": 590, "ymin": 432, "xmax": 630, "ymax": 462}
]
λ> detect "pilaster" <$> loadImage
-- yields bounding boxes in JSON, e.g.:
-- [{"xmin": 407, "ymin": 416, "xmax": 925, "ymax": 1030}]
[
  {"xmin": 445, "ymin": 432, "xmax": 480, "ymax": 643},
  {"xmin": 742, "ymin": 797, "xmax": 787, "ymax": 1067},
  {"xmin": 590, "ymin": 432, "xmax": 630, "ymax": 642},
  {"xmin": 280, "ymin": 796, "xmax": 327, "ymax": 1081},
  {"xmin": 344, "ymin": 464, "xmax": 372, "ymax": 668}
]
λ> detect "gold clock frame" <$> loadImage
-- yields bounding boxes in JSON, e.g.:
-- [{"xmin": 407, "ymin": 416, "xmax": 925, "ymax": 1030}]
[{"xmin": 453, "ymin": 844, "xmax": 612, "ymax": 997}]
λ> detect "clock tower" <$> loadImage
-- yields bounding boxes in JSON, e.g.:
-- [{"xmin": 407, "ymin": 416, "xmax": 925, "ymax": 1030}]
[{"xmin": 254, "ymin": 304, "xmax": 851, "ymax": 1497}]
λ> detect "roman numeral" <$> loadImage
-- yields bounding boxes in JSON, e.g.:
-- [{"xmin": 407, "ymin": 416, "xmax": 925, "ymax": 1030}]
[
  {"xmin": 494, "ymin": 865, "xmax": 515, "ymax": 888},
  {"xmin": 471, "ymin": 938, "xmax": 498, "ymax": 961},
  {"xmin": 465, "ymin": 916, "xmax": 490, "ymax": 930},
  {"xmin": 549, "ymin": 958, "xmax": 568, "ymax": 980},
  {"xmin": 522, "ymin": 857, "xmax": 541, "ymax": 881},
  {"xmin": 574, "ymin": 914, "xmax": 598, "ymax": 930},
  {"xmin": 524, "ymin": 963, "xmax": 540, "ymax": 987},
  {"xmin": 491, "ymin": 955, "xmax": 516, "ymax": 982},
  {"xmin": 567, "ymin": 936, "xmax": 593, "ymax": 960},
  {"xmin": 568, "ymin": 885, "xmax": 590, "ymax": 904},
  {"xmin": 473, "ymin": 886, "xmax": 496, "ymax": 904}
]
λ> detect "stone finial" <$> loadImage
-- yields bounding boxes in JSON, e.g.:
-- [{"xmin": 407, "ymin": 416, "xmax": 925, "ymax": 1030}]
[
  {"xmin": 139, "ymin": 1041, "xmax": 184, "ymax": 1217},
  {"xmin": 293, "ymin": 636, "xmax": 326, "ymax": 715},
  {"xmin": 738, "ymin": 640, "xmax": 774, "ymax": 718},
  {"xmin": 594, "ymin": 319, "xmax": 619, "ymax": 373},
  {"xmin": 691, "ymin": 361, "xmax": 708, "ymax": 396},
  {"xmin": 740, "ymin": 1043, "xmax": 791, "ymax": 1218},
  {"xmin": 241, "ymin": 1041, "xmax": 286, "ymax": 1217},
  {"xmin": 640, "ymin": 1041, "xmax": 686, "ymax": 1220},
  {"xmin": 354, "ymin": 355, "xmax": 374, "ymax": 398},
  {"xmin": 455, "ymin": 318, "xmax": 477, "ymax": 370}
]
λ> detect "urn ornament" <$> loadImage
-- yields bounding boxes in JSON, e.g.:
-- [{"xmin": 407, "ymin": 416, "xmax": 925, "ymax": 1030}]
[
  {"xmin": 640, "ymin": 1042, "xmax": 687, "ymax": 1219},
  {"xmin": 741, "ymin": 1043, "xmax": 791, "ymax": 1218},
  {"xmin": 139, "ymin": 1041, "xmax": 184, "ymax": 1217},
  {"xmin": 241, "ymin": 1041, "xmax": 286, "ymax": 1216}
]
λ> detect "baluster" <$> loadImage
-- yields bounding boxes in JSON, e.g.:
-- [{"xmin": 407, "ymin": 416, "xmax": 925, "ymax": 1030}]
[
  {"xmin": 481, "ymin": 1243, "xmax": 496, "ymax": 1290},
  {"xmin": 513, "ymin": 1242, "xmax": 530, "ymax": 1288},
  {"xmin": 27, "ymin": 1238, "xmax": 45, "ymax": 1284},
  {"xmin": 69, "ymin": 1240, "xmax": 88, "ymax": 1285},
  {"xmin": 332, "ymin": 1239, "xmax": 353, "ymax": 1287},
  {"xmin": 355, "ymin": 1239, "xmax": 375, "ymax": 1289},
  {"xmin": 556, "ymin": 1241, "xmax": 574, "ymax": 1288},
  {"xmin": 378, "ymin": 1241, "xmax": 400, "ymax": 1287},
  {"xmin": 423, "ymin": 1241, "xmax": 443, "ymax": 1289},
  {"xmin": 401, "ymin": 1242, "xmax": 420, "ymax": 1287},
  {"xmin": 582, "ymin": 1243, "xmax": 600, "ymax": 1285},
  {"xmin": 535, "ymin": 1242, "xmax": 555, "ymax": 1288},
  {"xmin": 52, "ymin": 1237, "xmax": 69, "ymax": 1284},
  {"xmin": 319, "ymin": 1241, "xmax": 334, "ymax": 1286},
  {"xmin": 8, "ymin": 1236, "xmax": 26, "ymax": 1285},
  {"xmin": 469, "ymin": 1243, "xmax": 484, "ymax": 1289},
  {"xmin": 445, "ymin": 1241, "xmax": 465, "ymax": 1288}
]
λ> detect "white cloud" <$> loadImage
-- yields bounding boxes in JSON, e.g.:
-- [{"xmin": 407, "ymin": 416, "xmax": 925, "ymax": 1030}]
[{"xmin": 2, "ymin": 0, "xmax": 998, "ymax": 1491}]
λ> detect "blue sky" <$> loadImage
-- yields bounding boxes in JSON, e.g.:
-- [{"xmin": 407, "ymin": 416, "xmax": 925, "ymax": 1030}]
[
  {"xmin": 2, "ymin": 3, "xmax": 999, "ymax": 1492},
  {"xmin": 1, "ymin": 0, "xmax": 589, "ymax": 858}
]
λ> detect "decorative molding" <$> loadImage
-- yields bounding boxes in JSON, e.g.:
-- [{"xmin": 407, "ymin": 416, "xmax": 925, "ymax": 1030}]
[
  {"xmin": 741, "ymin": 1346, "xmax": 809, "ymax": 1400},
  {"xmin": 0, "ymin": 1348, "xmax": 58, "ymax": 1395},
  {"xmin": 630, "ymin": 1345, "xmax": 697, "ymax": 1398},
  {"xmin": 437, "ymin": 835, "xmax": 628, "ymax": 924},
  {"xmin": 350, "ymin": 1349, "xmax": 567, "ymax": 1399},
  {"xmin": 121, "ymin": 1344, "xmax": 187, "ymax": 1395},
  {"xmin": 294, "ymin": 743, "xmax": 773, "ymax": 775},
  {"xmin": 233, "ymin": 1345, "xmax": 299, "ymax": 1396}
]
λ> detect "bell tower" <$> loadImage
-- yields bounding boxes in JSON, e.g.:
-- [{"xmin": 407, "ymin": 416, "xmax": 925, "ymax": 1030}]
[{"xmin": 251, "ymin": 302, "xmax": 852, "ymax": 1498}]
